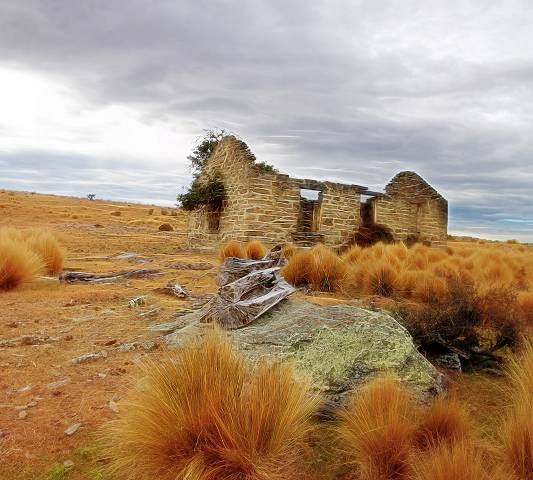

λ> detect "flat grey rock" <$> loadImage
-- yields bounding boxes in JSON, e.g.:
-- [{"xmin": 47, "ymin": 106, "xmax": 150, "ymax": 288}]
[{"xmin": 165, "ymin": 299, "xmax": 443, "ymax": 407}]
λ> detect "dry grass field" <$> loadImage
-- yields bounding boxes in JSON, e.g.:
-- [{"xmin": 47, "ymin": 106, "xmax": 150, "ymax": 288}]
[
  {"xmin": 0, "ymin": 190, "xmax": 220, "ymax": 479},
  {"xmin": 0, "ymin": 189, "xmax": 531, "ymax": 480}
]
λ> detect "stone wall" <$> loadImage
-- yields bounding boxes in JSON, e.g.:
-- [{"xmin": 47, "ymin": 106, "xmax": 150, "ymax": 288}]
[
  {"xmin": 370, "ymin": 171, "xmax": 448, "ymax": 245},
  {"xmin": 187, "ymin": 136, "xmax": 365, "ymax": 247}
]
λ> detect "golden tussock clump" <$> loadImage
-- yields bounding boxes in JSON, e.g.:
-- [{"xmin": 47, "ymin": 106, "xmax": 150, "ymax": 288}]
[
  {"xmin": 245, "ymin": 239, "xmax": 267, "ymax": 260},
  {"xmin": 0, "ymin": 236, "xmax": 43, "ymax": 291},
  {"xmin": 342, "ymin": 244, "xmax": 363, "ymax": 264},
  {"xmin": 388, "ymin": 242, "xmax": 409, "ymax": 261},
  {"xmin": 415, "ymin": 396, "xmax": 471, "ymax": 449},
  {"xmin": 102, "ymin": 332, "xmax": 319, "ymax": 480},
  {"xmin": 411, "ymin": 272, "xmax": 449, "ymax": 303},
  {"xmin": 281, "ymin": 243, "xmax": 297, "ymax": 259},
  {"xmin": 308, "ymin": 244, "xmax": 346, "ymax": 292},
  {"xmin": 395, "ymin": 270, "xmax": 419, "ymax": 298},
  {"xmin": 341, "ymin": 263, "xmax": 369, "ymax": 297},
  {"xmin": 23, "ymin": 229, "xmax": 65, "ymax": 275},
  {"xmin": 281, "ymin": 249, "xmax": 313, "ymax": 286},
  {"xmin": 365, "ymin": 261, "xmax": 399, "ymax": 297},
  {"xmin": 218, "ymin": 240, "xmax": 245, "ymax": 261},
  {"xmin": 413, "ymin": 441, "xmax": 497, "ymax": 480},
  {"xmin": 336, "ymin": 375, "xmax": 415, "ymax": 480},
  {"xmin": 499, "ymin": 342, "xmax": 533, "ymax": 479}
]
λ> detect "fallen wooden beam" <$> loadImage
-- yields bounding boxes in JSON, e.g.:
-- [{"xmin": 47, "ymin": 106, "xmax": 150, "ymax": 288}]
[{"xmin": 59, "ymin": 268, "xmax": 162, "ymax": 283}]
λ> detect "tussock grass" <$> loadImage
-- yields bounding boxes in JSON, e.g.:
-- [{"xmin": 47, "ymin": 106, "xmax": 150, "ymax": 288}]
[
  {"xmin": 336, "ymin": 376, "xmax": 415, "ymax": 480},
  {"xmin": 281, "ymin": 243, "xmax": 296, "ymax": 259},
  {"xmin": 415, "ymin": 396, "xmax": 470, "ymax": 448},
  {"xmin": 413, "ymin": 441, "xmax": 496, "ymax": 480},
  {"xmin": 0, "ymin": 235, "xmax": 43, "ymax": 291},
  {"xmin": 219, "ymin": 240, "xmax": 245, "ymax": 261},
  {"xmin": 500, "ymin": 342, "xmax": 533, "ymax": 479},
  {"xmin": 245, "ymin": 239, "xmax": 267, "ymax": 260},
  {"xmin": 23, "ymin": 229, "xmax": 65, "ymax": 275},
  {"xmin": 308, "ymin": 245, "xmax": 346, "ymax": 292},
  {"xmin": 0, "ymin": 227, "xmax": 65, "ymax": 290},
  {"xmin": 103, "ymin": 332, "xmax": 319, "ymax": 480},
  {"xmin": 281, "ymin": 249, "xmax": 314, "ymax": 287},
  {"xmin": 365, "ymin": 261, "xmax": 398, "ymax": 297},
  {"xmin": 281, "ymin": 241, "xmax": 533, "ymax": 333}
]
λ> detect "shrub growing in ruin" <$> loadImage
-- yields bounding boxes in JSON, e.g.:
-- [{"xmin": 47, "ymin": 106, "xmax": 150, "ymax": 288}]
[{"xmin": 177, "ymin": 174, "xmax": 226, "ymax": 211}]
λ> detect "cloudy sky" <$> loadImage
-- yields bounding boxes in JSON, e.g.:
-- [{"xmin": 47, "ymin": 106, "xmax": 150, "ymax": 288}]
[{"xmin": 1, "ymin": 1, "xmax": 532, "ymax": 241}]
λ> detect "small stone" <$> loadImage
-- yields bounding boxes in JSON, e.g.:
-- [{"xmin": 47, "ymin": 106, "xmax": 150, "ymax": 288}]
[
  {"xmin": 17, "ymin": 385, "xmax": 32, "ymax": 393},
  {"xmin": 111, "ymin": 393, "xmax": 120, "ymax": 402},
  {"xmin": 108, "ymin": 400, "xmax": 119, "ymax": 413},
  {"xmin": 63, "ymin": 460, "xmax": 74, "ymax": 469},
  {"xmin": 18, "ymin": 410, "xmax": 28, "ymax": 419},
  {"xmin": 0, "ymin": 429, "xmax": 8, "ymax": 439},
  {"xmin": 64, "ymin": 423, "xmax": 81, "ymax": 436},
  {"xmin": 71, "ymin": 351, "xmax": 107, "ymax": 364},
  {"xmin": 104, "ymin": 339, "xmax": 117, "ymax": 346},
  {"xmin": 47, "ymin": 378, "xmax": 71, "ymax": 389},
  {"xmin": 128, "ymin": 296, "xmax": 146, "ymax": 308}
]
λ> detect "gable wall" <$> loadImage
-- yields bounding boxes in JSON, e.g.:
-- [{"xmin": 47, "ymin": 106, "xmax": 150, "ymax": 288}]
[{"xmin": 372, "ymin": 171, "xmax": 448, "ymax": 245}]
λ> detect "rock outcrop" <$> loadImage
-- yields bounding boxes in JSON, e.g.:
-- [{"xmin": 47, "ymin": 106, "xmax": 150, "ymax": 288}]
[{"xmin": 164, "ymin": 299, "xmax": 443, "ymax": 408}]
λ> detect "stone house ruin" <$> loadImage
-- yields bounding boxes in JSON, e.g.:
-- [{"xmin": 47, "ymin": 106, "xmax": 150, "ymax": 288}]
[{"xmin": 187, "ymin": 136, "xmax": 448, "ymax": 248}]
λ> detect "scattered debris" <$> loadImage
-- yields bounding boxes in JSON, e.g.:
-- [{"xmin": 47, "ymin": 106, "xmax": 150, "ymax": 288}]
[
  {"xmin": 117, "ymin": 340, "xmax": 158, "ymax": 352},
  {"xmin": 128, "ymin": 295, "xmax": 147, "ymax": 308},
  {"xmin": 64, "ymin": 423, "xmax": 81, "ymax": 436},
  {"xmin": 167, "ymin": 261, "xmax": 213, "ymax": 271},
  {"xmin": 71, "ymin": 351, "xmax": 108, "ymax": 364},
  {"xmin": 147, "ymin": 320, "xmax": 185, "ymax": 333},
  {"xmin": 112, "ymin": 252, "xmax": 139, "ymax": 260},
  {"xmin": 46, "ymin": 378, "xmax": 71, "ymax": 390},
  {"xmin": 59, "ymin": 268, "xmax": 162, "ymax": 284},
  {"xmin": 70, "ymin": 310, "xmax": 116, "ymax": 322},
  {"xmin": 0, "ymin": 335, "xmax": 59, "ymax": 348},
  {"xmin": 138, "ymin": 308, "xmax": 161, "ymax": 318},
  {"xmin": 200, "ymin": 265, "xmax": 296, "ymax": 329},
  {"xmin": 15, "ymin": 400, "xmax": 38, "ymax": 410},
  {"xmin": 153, "ymin": 281, "xmax": 190, "ymax": 298},
  {"xmin": 108, "ymin": 400, "xmax": 119, "ymax": 413}
]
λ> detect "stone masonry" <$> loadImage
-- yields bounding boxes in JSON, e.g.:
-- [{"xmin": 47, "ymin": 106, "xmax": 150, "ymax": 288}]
[{"xmin": 187, "ymin": 136, "xmax": 448, "ymax": 247}]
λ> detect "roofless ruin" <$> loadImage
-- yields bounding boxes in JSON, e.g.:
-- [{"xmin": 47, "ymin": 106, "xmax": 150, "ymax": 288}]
[{"xmin": 186, "ymin": 136, "xmax": 448, "ymax": 248}]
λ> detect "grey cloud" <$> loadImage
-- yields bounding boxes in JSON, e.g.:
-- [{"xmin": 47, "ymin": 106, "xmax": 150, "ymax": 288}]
[{"xmin": 0, "ymin": 0, "xmax": 532, "ymax": 239}]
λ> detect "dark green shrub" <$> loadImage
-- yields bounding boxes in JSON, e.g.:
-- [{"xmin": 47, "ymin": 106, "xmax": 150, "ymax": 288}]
[{"xmin": 177, "ymin": 174, "xmax": 226, "ymax": 211}]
